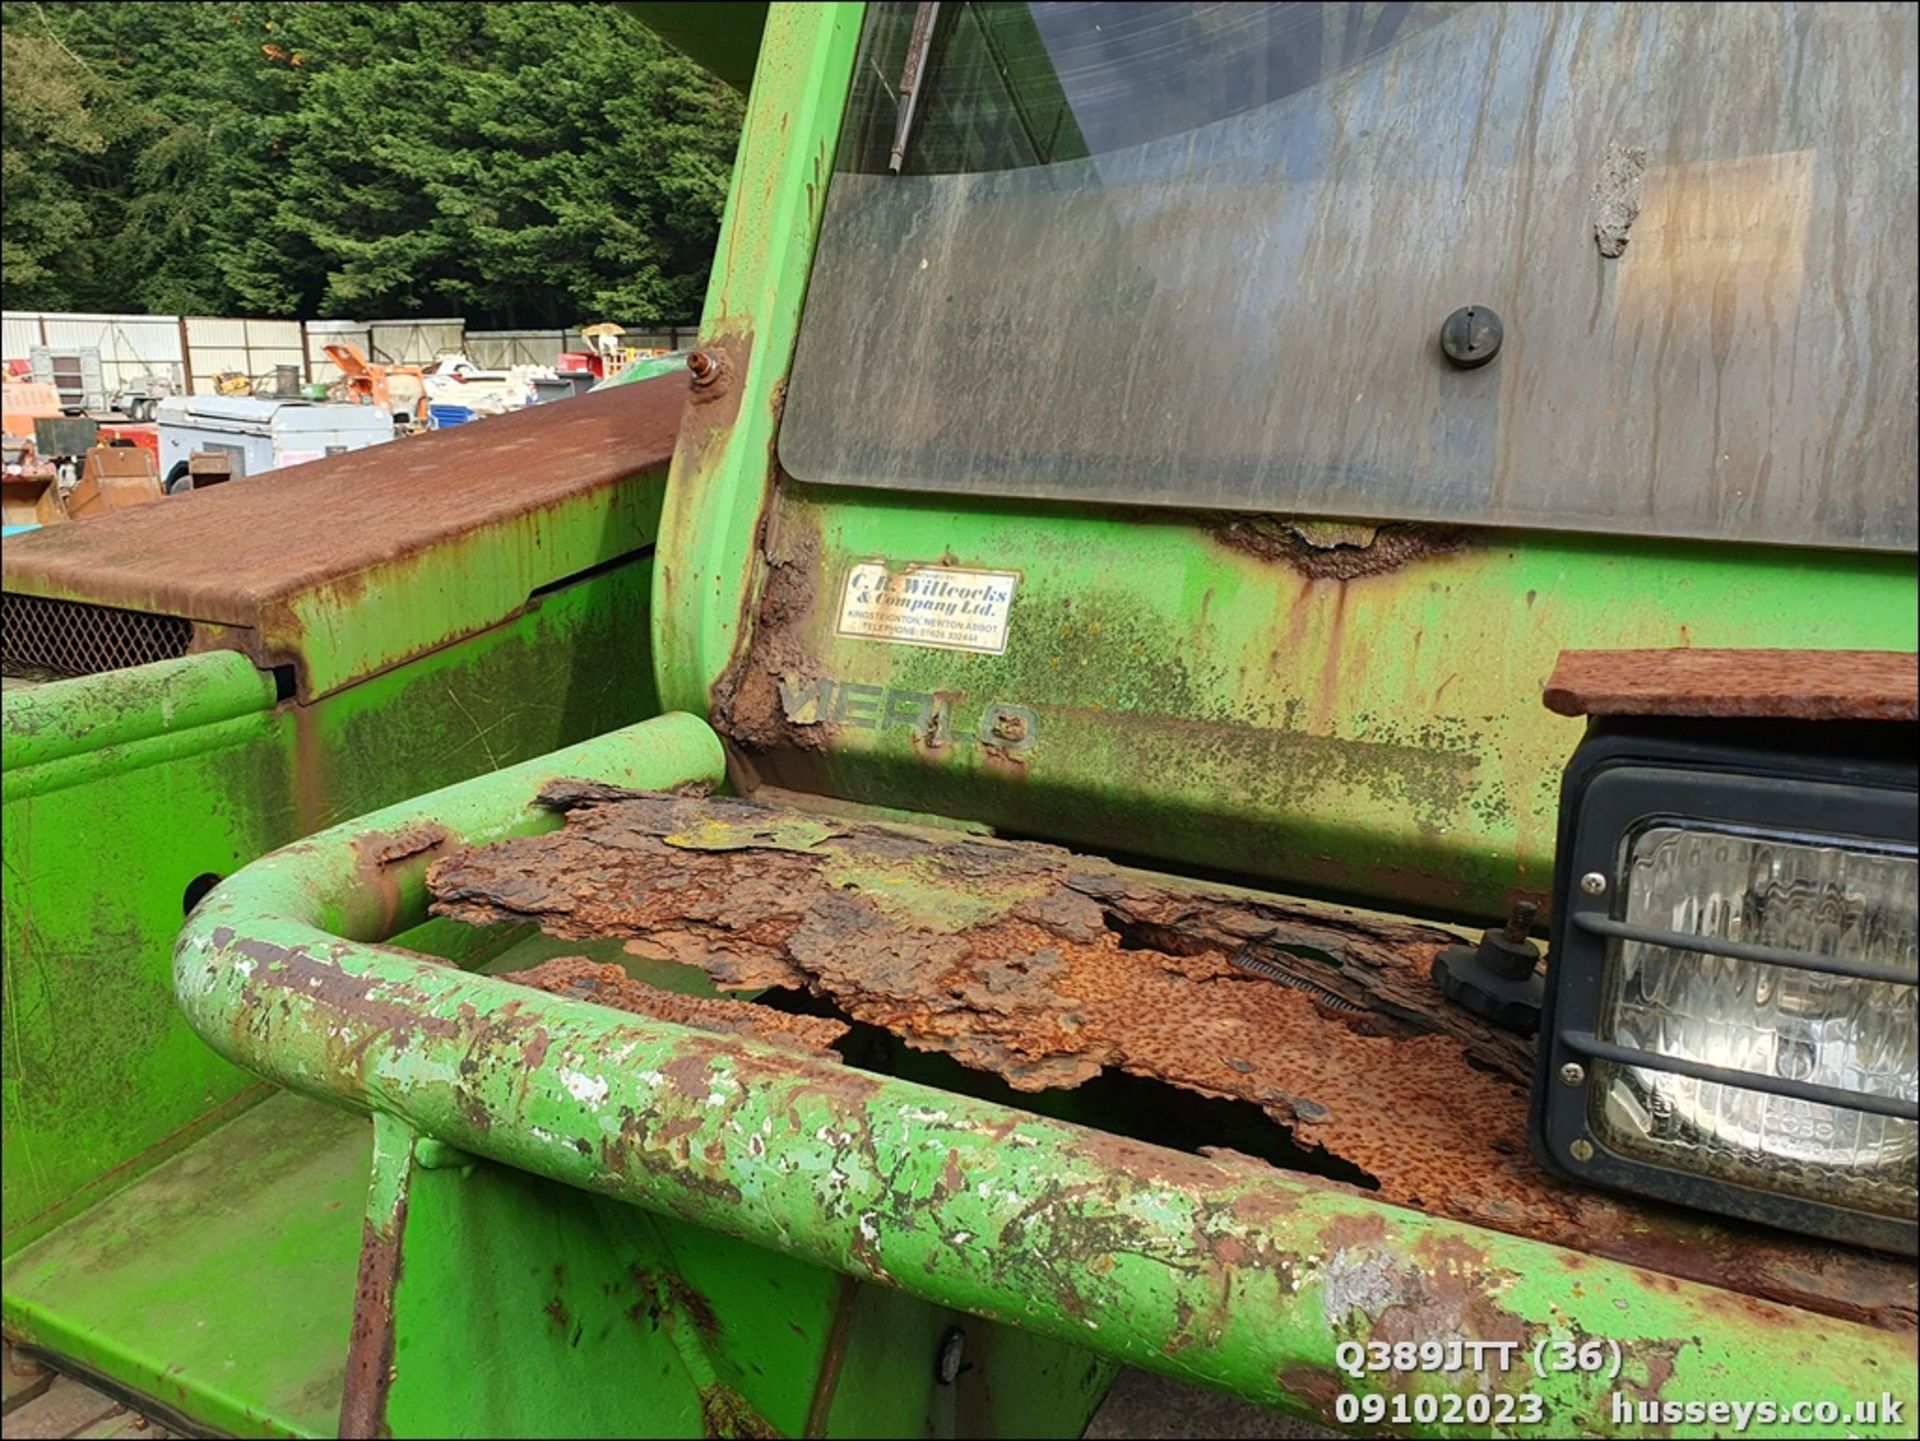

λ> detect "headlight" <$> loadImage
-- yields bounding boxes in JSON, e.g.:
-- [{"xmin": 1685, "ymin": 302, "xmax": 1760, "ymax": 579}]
[
  {"xmin": 1594, "ymin": 825, "xmax": 1914, "ymax": 1211},
  {"xmin": 1533, "ymin": 670, "xmax": 1917, "ymax": 1256}
]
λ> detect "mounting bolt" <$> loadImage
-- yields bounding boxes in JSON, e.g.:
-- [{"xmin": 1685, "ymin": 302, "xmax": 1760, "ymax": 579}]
[
  {"xmin": 1430, "ymin": 900, "xmax": 1543, "ymax": 1034},
  {"xmin": 1580, "ymin": 871, "xmax": 1609, "ymax": 895},
  {"xmin": 686, "ymin": 349, "xmax": 724, "ymax": 391},
  {"xmin": 1439, "ymin": 305, "xmax": 1503, "ymax": 368},
  {"xmin": 1503, "ymin": 900, "xmax": 1539, "ymax": 945},
  {"xmin": 1559, "ymin": 1061, "xmax": 1586, "ymax": 1087},
  {"xmin": 1569, "ymin": 1138, "xmax": 1595, "ymax": 1162}
]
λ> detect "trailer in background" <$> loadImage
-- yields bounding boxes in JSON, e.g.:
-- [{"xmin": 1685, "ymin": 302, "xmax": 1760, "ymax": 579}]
[{"xmin": 154, "ymin": 395, "xmax": 395, "ymax": 492}]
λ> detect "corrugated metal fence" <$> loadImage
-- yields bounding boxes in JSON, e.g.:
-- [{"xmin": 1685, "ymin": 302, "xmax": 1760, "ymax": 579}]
[
  {"xmin": 368, "ymin": 318, "xmax": 467, "ymax": 367},
  {"xmin": 3, "ymin": 312, "xmax": 183, "ymax": 393},
  {"xmin": 305, "ymin": 319, "xmax": 373, "ymax": 382},
  {"xmin": 182, "ymin": 317, "xmax": 305, "ymax": 391},
  {"xmin": 3, "ymin": 313, "xmax": 699, "ymax": 396},
  {"xmin": 464, "ymin": 330, "xmax": 587, "ymax": 369},
  {"xmin": 464, "ymin": 327, "xmax": 698, "ymax": 369}
]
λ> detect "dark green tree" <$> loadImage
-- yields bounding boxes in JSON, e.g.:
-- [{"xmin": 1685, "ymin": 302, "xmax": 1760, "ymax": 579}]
[{"xmin": 0, "ymin": 1, "xmax": 743, "ymax": 327}]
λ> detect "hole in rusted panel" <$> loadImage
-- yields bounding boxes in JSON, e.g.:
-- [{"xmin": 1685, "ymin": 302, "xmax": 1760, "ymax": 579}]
[
  {"xmin": 1100, "ymin": 911, "xmax": 1222, "ymax": 958},
  {"xmin": 507, "ymin": 954, "xmax": 849, "ymax": 1058},
  {"xmin": 754, "ymin": 987, "xmax": 1382, "ymax": 1190}
]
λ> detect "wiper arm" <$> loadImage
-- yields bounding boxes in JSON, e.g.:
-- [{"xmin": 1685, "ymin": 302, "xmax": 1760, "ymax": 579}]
[{"xmin": 888, "ymin": 1, "xmax": 942, "ymax": 174}]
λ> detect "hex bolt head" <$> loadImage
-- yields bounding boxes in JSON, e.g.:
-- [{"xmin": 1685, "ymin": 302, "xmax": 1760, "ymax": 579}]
[
  {"xmin": 1559, "ymin": 1062, "xmax": 1587, "ymax": 1087},
  {"xmin": 1580, "ymin": 871, "xmax": 1609, "ymax": 895},
  {"xmin": 1569, "ymin": 1138, "xmax": 1596, "ymax": 1162}
]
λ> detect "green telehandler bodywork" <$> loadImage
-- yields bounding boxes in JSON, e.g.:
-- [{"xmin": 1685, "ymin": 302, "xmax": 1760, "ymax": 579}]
[{"xmin": 5, "ymin": 3, "xmax": 1916, "ymax": 1437}]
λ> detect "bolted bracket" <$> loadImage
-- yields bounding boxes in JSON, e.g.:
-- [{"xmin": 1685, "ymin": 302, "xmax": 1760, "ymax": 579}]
[{"xmin": 1431, "ymin": 902, "xmax": 1544, "ymax": 1034}]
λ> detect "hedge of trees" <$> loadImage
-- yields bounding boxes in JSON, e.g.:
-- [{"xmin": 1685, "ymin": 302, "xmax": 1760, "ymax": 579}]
[{"xmin": 1, "ymin": 1, "xmax": 745, "ymax": 327}]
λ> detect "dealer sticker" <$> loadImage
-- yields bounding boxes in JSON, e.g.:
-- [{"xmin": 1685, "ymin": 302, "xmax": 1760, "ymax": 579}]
[{"xmin": 835, "ymin": 562, "xmax": 1019, "ymax": 655}]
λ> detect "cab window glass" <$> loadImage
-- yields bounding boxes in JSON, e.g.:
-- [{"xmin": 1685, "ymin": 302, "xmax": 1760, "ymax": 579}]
[{"xmin": 782, "ymin": 2, "xmax": 1918, "ymax": 551}]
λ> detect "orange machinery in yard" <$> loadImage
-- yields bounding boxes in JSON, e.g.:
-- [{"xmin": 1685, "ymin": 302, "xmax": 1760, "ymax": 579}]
[
  {"xmin": 322, "ymin": 342, "xmax": 430, "ymax": 424},
  {"xmin": 3, "ymin": 385, "xmax": 165, "ymax": 531}
]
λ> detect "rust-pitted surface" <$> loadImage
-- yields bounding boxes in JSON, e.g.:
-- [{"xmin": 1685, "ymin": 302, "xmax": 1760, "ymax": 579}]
[
  {"xmin": 1208, "ymin": 517, "xmax": 1467, "ymax": 579},
  {"xmin": 337, "ymin": 1214, "xmax": 403, "ymax": 1439},
  {"xmin": 426, "ymin": 788, "xmax": 1917, "ymax": 1331},
  {"xmin": 1545, "ymin": 648, "xmax": 1919, "ymax": 721},
  {"xmin": 710, "ymin": 496, "xmax": 828, "ymax": 755},
  {"xmin": 2, "ymin": 377, "xmax": 685, "ymax": 697},
  {"xmin": 504, "ymin": 955, "xmax": 849, "ymax": 1055}
]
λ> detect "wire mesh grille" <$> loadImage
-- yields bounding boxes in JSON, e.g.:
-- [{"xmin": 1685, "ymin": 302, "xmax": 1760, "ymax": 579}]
[{"xmin": 1, "ymin": 592, "xmax": 195, "ymax": 680}]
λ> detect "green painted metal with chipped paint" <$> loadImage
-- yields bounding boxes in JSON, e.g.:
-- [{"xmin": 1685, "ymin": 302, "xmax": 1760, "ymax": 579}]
[
  {"xmin": 169, "ymin": 713, "xmax": 1918, "ymax": 1437},
  {"xmin": 729, "ymin": 498, "xmax": 1916, "ymax": 918},
  {"xmin": 356, "ymin": 1079, "xmax": 1111, "ymax": 1437},
  {"xmin": 651, "ymin": 1, "xmax": 868, "ymax": 721},
  {"xmin": 134, "ymin": 1, "xmax": 1918, "ymax": 1436},
  {"xmin": 156, "ymin": 713, "xmax": 1115, "ymax": 1438},
  {"xmin": 649, "ymin": 6, "xmax": 1916, "ymax": 923},
  {"xmin": 648, "ymin": 0, "xmax": 1910, "ymax": 1431},
  {"xmin": 15, "ymin": 1, "xmax": 1912, "ymax": 1437},
  {"xmin": 1, "ymin": 555, "xmax": 665, "ymax": 1429}
]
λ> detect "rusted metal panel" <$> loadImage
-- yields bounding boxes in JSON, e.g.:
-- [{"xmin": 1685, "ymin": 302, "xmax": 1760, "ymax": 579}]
[
  {"xmin": 64, "ymin": 448, "xmax": 162, "ymax": 522},
  {"xmin": 426, "ymin": 786, "xmax": 1917, "ymax": 1332},
  {"xmin": 1, "ymin": 380, "xmax": 679, "ymax": 624},
  {"xmin": 1544, "ymin": 648, "xmax": 1919, "ymax": 722},
  {"xmin": 175, "ymin": 713, "xmax": 1920, "ymax": 1429},
  {"xmin": 2, "ymin": 378, "xmax": 686, "ymax": 698},
  {"xmin": 338, "ymin": 1216, "xmax": 404, "ymax": 1438}
]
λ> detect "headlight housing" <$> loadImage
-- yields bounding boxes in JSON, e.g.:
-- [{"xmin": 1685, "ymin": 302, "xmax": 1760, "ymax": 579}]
[{"xmin": 1533, "ymin": 711, "xmax": 1917, "ymax": 1256}]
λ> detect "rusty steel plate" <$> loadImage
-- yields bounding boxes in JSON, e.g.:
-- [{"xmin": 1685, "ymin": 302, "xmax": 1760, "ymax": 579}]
[
  {"xmin": 1545, "ymin": 649, "xmax": 1918, "ymax": 722},
  {"xmin": 0, "ymin": 381, "xmax": 683, "ymax": 630}
]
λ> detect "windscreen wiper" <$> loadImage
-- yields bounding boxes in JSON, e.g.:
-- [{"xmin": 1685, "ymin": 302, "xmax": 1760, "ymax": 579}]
[{"xmin": 888, "ymin": 1, "xmax": 942, "ymax": 173}]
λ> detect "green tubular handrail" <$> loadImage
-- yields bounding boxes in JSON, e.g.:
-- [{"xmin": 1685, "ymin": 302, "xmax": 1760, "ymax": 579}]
[
  {"xmin": 2, "ymin": 651, "xmax": 280, "ymax": 802},
  {"xmin": 172, "ymin": 712, "xmax": 1918, "ymax": 1437}
]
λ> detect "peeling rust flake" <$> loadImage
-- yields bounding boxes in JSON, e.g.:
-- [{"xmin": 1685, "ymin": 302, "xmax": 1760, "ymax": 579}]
[
  {"xmin": 504, "ymin": 955, "xmax": 848, "ymax": 1056},
  {"xmin": 426, "ymin": 790, "xmax": 1918, "ymax": 1331},
  {"xmin": 710, "ymin": 497, "xmax": 828, "ymax": 754},
  {"xmin": 359, "ymin": 823, "xmax": 455, "ymax": 868},
  {"xmin": 1590, "ymin": 140, "xmax": 1648, "ymax": 259}
]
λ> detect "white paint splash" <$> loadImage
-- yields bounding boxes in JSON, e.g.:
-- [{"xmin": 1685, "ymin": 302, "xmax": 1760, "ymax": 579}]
[{"xmin": 559, "ymin": 1068, "xmax": 610, "ymax": 1109}]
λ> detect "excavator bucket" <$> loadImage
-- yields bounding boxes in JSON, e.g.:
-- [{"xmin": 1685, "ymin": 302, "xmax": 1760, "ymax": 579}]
[{"xmin": 64, "ymin": 446, "xmax": 164, "ymax": 520}]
